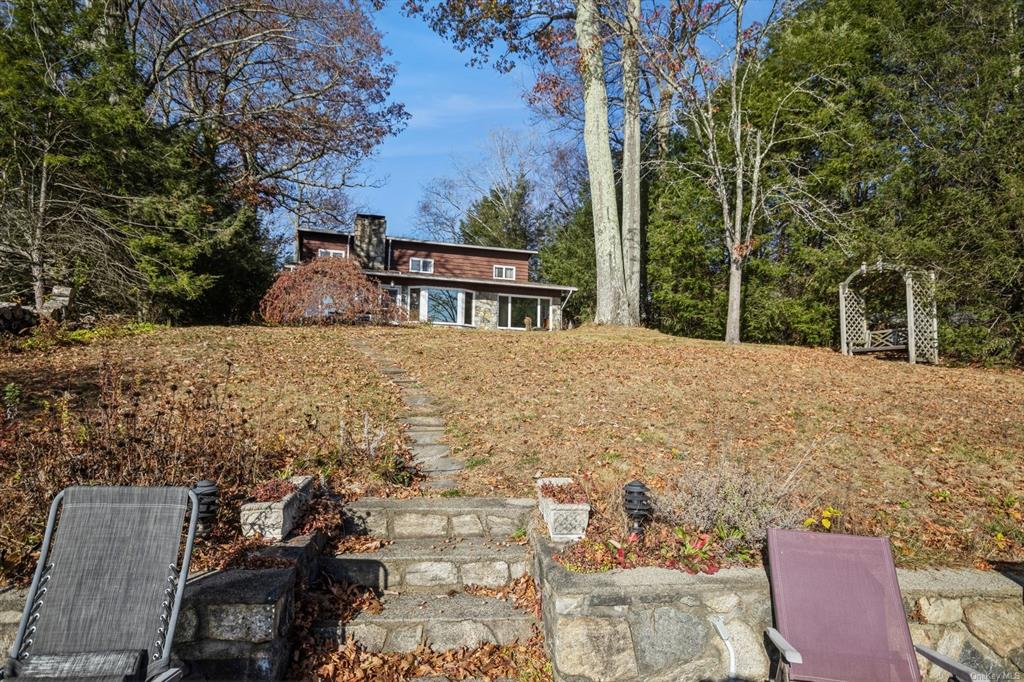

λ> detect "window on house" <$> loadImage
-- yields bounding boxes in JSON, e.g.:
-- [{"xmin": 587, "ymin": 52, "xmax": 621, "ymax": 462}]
[
  {"xmin": 498, "ymin": 295, "xmax": 551, "ymax": 330},
  {"xmin": 410, "ymin": 257, "xmax": 434, "ymax": 273},
  {"xmin": 317, "ymin": 248, "xmax": 347, "ymax": 258},
  {"xmin": 412, "ymin": 287, "xmax": 474, "ymax": 325},
  {"xmin": 493, "ymin": 265, "xmax": 516, "ymax": 280}
]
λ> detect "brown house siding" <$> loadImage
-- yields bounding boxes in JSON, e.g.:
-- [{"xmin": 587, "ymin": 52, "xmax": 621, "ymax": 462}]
[
  {"xmin": 298, "ymin": 232, "xmax": 351, "ymax": 262},
  {"xmin": 389, "ymin": 241, "xmax": 531, "ymax": 283},
  {"xmin": 368, "ymin": 274, "xmax": 566, "ymax": 299}
]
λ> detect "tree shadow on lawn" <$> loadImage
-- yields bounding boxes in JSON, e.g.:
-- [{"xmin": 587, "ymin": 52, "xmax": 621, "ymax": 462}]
[{"xmin": 1, "ymin": 351, "xmax": 168, "ymax": 413}]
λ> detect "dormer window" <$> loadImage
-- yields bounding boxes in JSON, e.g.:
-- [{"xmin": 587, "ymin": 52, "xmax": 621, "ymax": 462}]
[
  {"xmin": 410, "ymin": 257, "xmax": 434, "ymax": 273},
  {"xmin": 493, "ymin": 265, "xmax": 516, "ymax": 280},
  {"xmin": 318, "ymin": 248, "xmax": 347, "ymax": 258}
]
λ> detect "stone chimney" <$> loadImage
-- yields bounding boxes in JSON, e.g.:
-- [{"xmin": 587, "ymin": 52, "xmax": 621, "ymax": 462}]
[{"xmin": 353, "ymin": 214, "xmax": 387, "ymax": 270}]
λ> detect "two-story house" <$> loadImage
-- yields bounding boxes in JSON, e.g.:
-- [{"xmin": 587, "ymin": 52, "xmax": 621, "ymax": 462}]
[{"xmin": 296, "ymin": 214, "xmax": 576, "ymax": 330}]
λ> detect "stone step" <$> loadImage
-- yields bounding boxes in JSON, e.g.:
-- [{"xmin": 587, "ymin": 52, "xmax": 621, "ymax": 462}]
[
  {"xmin": 323, "ymin": 538, "xmax": 529, "ymax": 592},
  {"xmin": 402, "ymin": 404, "xmax": 444, "ymax": 417},
  {"xmin": 408, "ymin": 429, "xmax": 446, "ymax": 445},
  {"xmin": 411, "ymin": 444, "xmax": 452, "ymax": 460},
  {"xmin": 344, "ymin": 497, "xmax": 535, "ymax": 541},
  {"xmin": 313, "ymin": 592, "xmax": 535, "ymax": 653},
  {"xmin": 418, "ymin": 457, "xmax": 464, "ymax": 475},
  {"xmin": 403, "ymin": 416, "xmax": 444, "ymax": 428}
]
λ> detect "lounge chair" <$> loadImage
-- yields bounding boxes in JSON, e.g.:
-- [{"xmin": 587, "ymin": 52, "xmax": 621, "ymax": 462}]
[
  {"xmin": 765, "ymin": 528, "xmax": 983, "ymax": 682},
  {"xmin": 3, "ymin": 487, "xmax": 199, "ymax": 681}
]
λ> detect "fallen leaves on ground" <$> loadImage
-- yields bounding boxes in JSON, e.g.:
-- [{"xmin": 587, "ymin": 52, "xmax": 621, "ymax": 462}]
[
  {"xmin": 349, "ymin": 324, "xmax": 1024, "ymax": 568},
  {"xmin": 300, "ymin": 634, "xmax": 551, "ymax": 682},
  {"xmin": 464, "ymin": 575, "xmax": 542, "ymax": 618}
]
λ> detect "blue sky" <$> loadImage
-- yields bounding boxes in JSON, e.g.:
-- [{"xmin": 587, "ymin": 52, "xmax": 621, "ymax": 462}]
[{"xmin": 347, "ymin": 4, "xmax": 538, "ymax": 238}]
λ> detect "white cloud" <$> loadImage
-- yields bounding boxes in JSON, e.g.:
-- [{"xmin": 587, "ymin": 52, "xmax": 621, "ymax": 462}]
[{"xmin": 406, "ymin": 93, "xmax": 522, "ymax": 130}]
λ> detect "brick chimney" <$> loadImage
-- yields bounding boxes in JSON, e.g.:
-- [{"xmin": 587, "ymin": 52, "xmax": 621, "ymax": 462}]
[{"xmin": 353, "ymin": 214, "xmax": 387, "ymax": 270}]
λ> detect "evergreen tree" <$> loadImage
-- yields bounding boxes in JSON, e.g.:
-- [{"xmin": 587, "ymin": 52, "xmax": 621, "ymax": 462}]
[{"xmin": 459, "ymin": 173, "xmax": 536, "ymax": 249}]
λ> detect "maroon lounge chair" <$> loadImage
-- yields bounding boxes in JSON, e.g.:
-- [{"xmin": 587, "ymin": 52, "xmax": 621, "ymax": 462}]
[{"xmin": 765, "ymin": 528, "xmax": 982, "ymax": 682}]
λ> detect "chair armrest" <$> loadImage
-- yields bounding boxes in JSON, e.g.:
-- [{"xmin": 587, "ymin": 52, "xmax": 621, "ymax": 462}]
[
  {"xmin": 765, "ymin": 627, "xmax": 803, "ymax": 664},
  {"xmin": 913, "ymin": 645, "xmax": 982, "ymax": 682}
]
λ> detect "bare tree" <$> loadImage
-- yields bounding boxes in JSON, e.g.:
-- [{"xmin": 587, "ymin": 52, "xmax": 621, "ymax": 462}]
[
  {"xmin": 640, "ymin": 0, "xmax": 845, "ymax": 343},
  {"xmin": 129, "ymin": 0, "xmax": 407, "ymax": 225},
  {"xmin": 619, "ymin": 0, "xmax": 641, "ymax": 325},
  {"xmin": 415, "ymin": 130, "xmax": 565, "ymax": 249}
]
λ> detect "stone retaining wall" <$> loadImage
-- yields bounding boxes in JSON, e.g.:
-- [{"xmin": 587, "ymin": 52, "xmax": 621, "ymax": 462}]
[{"xmin": 531, "ymin": 531, "xmax": 1024, "ymax": 682}]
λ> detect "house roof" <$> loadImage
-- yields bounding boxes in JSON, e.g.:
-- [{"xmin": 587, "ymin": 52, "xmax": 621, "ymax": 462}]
[
  {"xmin": 296, "ymin": 229, "xmax": 538, "ymax": 255},
  {"xmin": 364, "ymin": 270, "xmax": 577, "ymax": 294},
  {"xmin": 387, "ymin": 237, "xmax": 537, "ymax": 255}
]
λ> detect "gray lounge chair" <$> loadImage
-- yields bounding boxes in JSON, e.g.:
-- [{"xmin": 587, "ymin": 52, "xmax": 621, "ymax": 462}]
[
  {"xmin": 3, "ymin": 487, "xmax": 199, "ymax": 681},
  {"xmin": 765, "ymin": 528, "xmax": 983, "ymax": 682}
]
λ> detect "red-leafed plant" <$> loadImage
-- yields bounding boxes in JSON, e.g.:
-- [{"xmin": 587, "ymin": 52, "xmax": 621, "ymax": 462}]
[
  {"xmin": 260, "ymin": 257, "xmax": 406, "ymax": 326},
  {"xmin": 251, "ymin": 478, "xmax": 298, "ymax": 503}
]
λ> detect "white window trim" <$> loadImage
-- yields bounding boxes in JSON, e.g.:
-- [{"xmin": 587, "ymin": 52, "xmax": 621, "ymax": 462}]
[
  {"xmin": 412, "ymin": 287, "xmax": 475, "ymax": 326},
  {"xmin": 317, "ymin": 248, "xmax": 347, "ymax": 258},
  {"xmin": 497, "ymin": 294, "xmax": 553, "ymax": 330},
  {"xmin": 493, "ymin": 265, "xmax": 516, "ymax": 280},
  {"xmin": 409, "ymin": 257, "xmax": 434, "ymax": 273}
]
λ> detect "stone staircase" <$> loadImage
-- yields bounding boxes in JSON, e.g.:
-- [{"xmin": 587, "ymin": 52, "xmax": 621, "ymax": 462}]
[{"xmin": 316, "ymin": 496, "xmax": 538, "ymax": 654}]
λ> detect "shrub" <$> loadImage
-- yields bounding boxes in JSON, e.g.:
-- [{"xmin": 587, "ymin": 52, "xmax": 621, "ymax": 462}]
[
  {"xmin": 0, "ymin": 361, "xmax": 414, "ymax": 584},
  {"xmin": 654, "ymin": 457, "xmax": 807, "ymax": 550},
  {"xmin": 0, "ymin": 363, "xmax": 291, "ymax": 583},
  {"xmin": 259, "ymin": 257, "xmax": 405, "ymax": 326}
]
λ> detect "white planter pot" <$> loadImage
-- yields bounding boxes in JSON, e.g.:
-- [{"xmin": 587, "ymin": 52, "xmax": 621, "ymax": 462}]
[
  {"xmin": 240, "ymin": 475, "xmax": 314, "ymax": 541},
  {"xmin": 536, "ymin": 477, "xmax": 590, "ymax": 542}
]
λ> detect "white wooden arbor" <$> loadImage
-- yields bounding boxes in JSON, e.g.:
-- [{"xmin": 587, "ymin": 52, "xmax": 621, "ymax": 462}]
[{"xmin": 839, "ymin": 260, "xmax": 938, "ymax": 364}]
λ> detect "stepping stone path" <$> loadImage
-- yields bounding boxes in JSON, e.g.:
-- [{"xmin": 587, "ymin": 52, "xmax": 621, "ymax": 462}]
[
  {"xmin": 349, "ymin": 338, "xmax": 464, "ymax": 490},
  {"xmin": 337, "ymin": 339, "xmax": 540, "ymax": 678},
  {"xmin": 320, "ymin": 497, "xmax": 537, "ymax": 660}
]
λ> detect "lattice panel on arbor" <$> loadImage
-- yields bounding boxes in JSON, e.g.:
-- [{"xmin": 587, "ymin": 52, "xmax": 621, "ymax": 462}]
[
  {"xmin": 909, "ymin": 273, "xmax": 938, "ymax": 364},
  {"xmin": 842, "ymin": 286, "xmax": 867, "ymax": 348}
]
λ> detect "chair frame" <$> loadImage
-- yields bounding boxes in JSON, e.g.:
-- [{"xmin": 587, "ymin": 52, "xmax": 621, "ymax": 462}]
[{"xmin": 6, "ymin": 487, "xmax": 200, "ymax": 681}]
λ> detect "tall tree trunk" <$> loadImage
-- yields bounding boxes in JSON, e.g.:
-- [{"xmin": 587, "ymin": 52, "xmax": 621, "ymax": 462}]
[
  {"xmin": 655, "ymin": 83, "xmax": 672, "ymax": 159},
  {"xmin": 724, "ymin": 0, "xmax": 746, "ymax": 344},
  {"xmin": 31, "ymin": 159, "xmax": 49, "ymax": 311},
  {"xmin": 620, "ymin": 0, "xmax": 642, "ymax": 326},
  {"xmin": 575, "ymin": 0, "xmax": 624, "ymax": 324},
  {"xmin": 725, "ymin": 258, "xmax": 742, "ymax": 343}
]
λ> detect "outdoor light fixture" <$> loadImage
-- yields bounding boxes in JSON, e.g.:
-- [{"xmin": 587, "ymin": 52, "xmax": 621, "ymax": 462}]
[
  {"xmin": 192, "ymin": 480, "xmax": 219, "ymax": 535},
  {"xmin": 623, "ymin": 480, "xmax": 652, "ymax": 536}
]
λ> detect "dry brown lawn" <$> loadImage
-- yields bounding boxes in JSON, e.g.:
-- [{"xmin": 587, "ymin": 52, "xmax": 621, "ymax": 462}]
[
  {"xmin": 1, "ymin": 325, "xmax": 405, "ymax": 454},
  {"xmin": 351, "ymin": 324, "xmax": 1024, "ymax": 567},
  {"xmin": 4, "ymin": 324, "xmax": 1022, "ymax": 568}
]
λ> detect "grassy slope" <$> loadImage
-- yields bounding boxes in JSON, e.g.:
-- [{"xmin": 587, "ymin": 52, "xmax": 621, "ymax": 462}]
[{"xmin": 355, "ymin": 325, "xmax": 1024, "ymax": 567}]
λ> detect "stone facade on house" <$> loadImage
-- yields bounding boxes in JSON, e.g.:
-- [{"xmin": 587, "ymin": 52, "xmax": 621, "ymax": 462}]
[{"xmin": 473, "ymin": 292, "xmax": 499, "ymax": 329}]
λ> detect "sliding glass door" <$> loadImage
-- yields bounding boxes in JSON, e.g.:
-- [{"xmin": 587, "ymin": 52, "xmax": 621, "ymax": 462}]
[
  {"xmin": 498, "ymin": 295, "xmax": 551, "ymax": 329},
  {"xmin": 408, "ymin": 287, "xmax": 475, "ymax": 326}
]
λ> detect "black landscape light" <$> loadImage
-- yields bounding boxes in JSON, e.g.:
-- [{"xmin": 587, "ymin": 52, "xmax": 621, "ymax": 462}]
[
  {"xmin": 623, "ymin": 480, "xmax": 652, "ymax": 536},
  {"xmin": 192, "ymin": 479, "xmax": 219, "ymax": 535}
]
